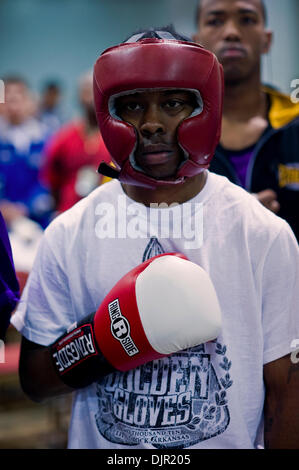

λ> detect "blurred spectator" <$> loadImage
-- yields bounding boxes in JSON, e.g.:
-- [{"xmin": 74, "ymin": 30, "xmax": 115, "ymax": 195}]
[
  {"xmin": 41, "ymin": 70, "xmax": 111, "ymax": 214},
  {"xmin": 0, "ymin": 211, "xmax": 20, "ymax": 341},
  {"xmin": 0, "ymin": 77, "xmax": 54, "ymax": 232},
  {"xmin": 38, "ymin": 81, "xmax": 64, "ymax": 135},
  {"xmin": 193, "ymin": 0, "xmax": 299, "ymax": 241}
]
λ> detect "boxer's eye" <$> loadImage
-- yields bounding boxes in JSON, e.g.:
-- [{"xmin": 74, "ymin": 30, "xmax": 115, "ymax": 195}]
[
  {"xmin": 164, "ymin": 99, "xmax": 183, "ymax": 109},
  {"xmin": 162, "ymin": 95, "xmax": 196, "ymax": 116},
  {"xmin": 125, "ymin": 102, "xmax": 142, "ymax": 112},
  {"xmin": 115, "ymin": 97, "xmax": 143, "ymax": 117}
]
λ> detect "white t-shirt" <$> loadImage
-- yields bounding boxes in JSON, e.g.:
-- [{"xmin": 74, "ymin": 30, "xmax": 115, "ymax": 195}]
[{"xmin": 11, "ymin": 171, "xmax": 299, "ymax": 449}]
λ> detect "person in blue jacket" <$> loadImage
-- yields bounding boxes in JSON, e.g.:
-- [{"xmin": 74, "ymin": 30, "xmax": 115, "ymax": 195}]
[{"xmin": 0, "ymin": 77, "xmax": 54, "ymax": 230}]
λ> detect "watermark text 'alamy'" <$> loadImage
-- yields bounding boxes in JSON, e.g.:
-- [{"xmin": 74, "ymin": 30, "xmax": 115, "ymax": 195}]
[{"xmin": 94, "ymin": 195, "xmax": 203, "ymax": 249}]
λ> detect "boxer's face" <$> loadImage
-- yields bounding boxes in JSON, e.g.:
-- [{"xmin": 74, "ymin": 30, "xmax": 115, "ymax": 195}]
[
  {"xmin": 194, "ymin": 0, "xmax": 272, "ymax": 84},
  {"xmin": 115, "ymin": 89, "xmax": 197, "ymax": 179}
]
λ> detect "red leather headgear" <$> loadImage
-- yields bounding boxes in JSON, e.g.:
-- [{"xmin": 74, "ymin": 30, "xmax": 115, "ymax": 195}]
[{"xmin": 93, "ymin": 37, "xmax": 223, "ymax": 188}]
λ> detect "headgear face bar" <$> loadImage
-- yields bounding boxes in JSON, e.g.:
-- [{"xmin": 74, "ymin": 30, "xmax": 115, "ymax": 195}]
[{"xmin": 93, "ymin": 33, "xmax": 224, "ymax": 188}]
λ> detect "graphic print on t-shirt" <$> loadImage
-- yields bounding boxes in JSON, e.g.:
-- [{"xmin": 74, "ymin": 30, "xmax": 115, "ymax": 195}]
[
  {"xmin": 142, "ymin": 237, "xmax": 164, "ymax": 262},
  {"xmin": 94, "ymin": 237, "xmax": 232, "ymax": 448}
]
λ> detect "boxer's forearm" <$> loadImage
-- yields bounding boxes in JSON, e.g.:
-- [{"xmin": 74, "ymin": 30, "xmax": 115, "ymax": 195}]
[
  {"xmin": 264, "ymin": 404, "xmax": 299, "ymax": 448},
  {"xmin": 19, "ymin": 336, "xmax": 73, "ymax": 403},
  {"xmin": 264, "ymin": 354, "xmax": 299, "ymax": 449}
]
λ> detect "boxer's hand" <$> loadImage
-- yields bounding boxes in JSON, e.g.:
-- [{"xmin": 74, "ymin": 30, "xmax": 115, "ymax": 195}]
[
  {"xmin": 252, "ymin": 189, "xmax": 280, "ymax": 214},
  {"xmin": 50, "ymin": 253, "xmax": 222, "ymax": 388},
  {"xmin": 94, "ymin": 253, "xmax": 222, "ymax": 371}
]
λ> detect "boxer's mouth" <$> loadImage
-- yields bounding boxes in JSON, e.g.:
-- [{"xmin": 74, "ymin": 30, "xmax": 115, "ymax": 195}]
[{"xmin": 139, "ymin": 145, "xmax": 174, "ymax": 166}]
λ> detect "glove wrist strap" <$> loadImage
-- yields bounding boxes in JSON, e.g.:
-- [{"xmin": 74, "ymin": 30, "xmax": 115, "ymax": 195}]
[{"xmin": 50, "ymin": 313, "xmax": 114, "ymax": 389}]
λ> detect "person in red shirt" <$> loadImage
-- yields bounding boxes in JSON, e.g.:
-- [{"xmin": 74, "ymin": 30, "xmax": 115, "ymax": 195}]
[{"xmin": 42, "ymin": 71, "xmax": 111, "ymax": 213}]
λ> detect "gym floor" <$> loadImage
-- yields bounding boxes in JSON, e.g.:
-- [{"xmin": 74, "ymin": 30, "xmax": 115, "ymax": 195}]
[{"xmin": 0, "ymin": 328, "xmax": 71, "ymax": 449}]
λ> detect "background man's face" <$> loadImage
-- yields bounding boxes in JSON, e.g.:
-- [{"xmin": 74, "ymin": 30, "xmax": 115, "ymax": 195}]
[
  {"xmin": 43, "ymin": 87, "xmax": 61, "ymax": 110},
  {"xmin": 79, "ymin": 76, "xmax": 95, "ymax": 114},
  {"xmin": 194, "ymin": 0, "xmax": 272, "ymax": 84},
  {"xmin": 3, "ymin": 82, "xmax": 33, "ymax": 125}
]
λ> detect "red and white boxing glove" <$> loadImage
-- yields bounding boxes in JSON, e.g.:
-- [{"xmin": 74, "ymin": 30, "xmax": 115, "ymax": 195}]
[{"xmin": 51, "ymin": 253, "xmax": 222, "ymax": 388}]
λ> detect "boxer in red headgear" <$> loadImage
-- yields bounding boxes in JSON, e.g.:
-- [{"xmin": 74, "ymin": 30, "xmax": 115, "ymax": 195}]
[
  {"xmin": 93, "ymin": 29, "xmax": 223, "ymax": 188},
  {"xmin": 13, "ymin": 26, "xmax": 299, "ymax": 450}
]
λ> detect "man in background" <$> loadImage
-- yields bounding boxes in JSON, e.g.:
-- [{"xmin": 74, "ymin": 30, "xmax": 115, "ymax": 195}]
[
  {"xmin": 38, "ymin": 81, "xmax": 64, "ymax": 135},
  {"xmin": 0, "ymin": 77, "xmax": 53, "ymax": 230},
  {"xmin": 193, "ymin": 0, "xmax": 299, "ymax": 241},
  {"xmin": 0, "ymin": 77, "xmax": 54, "ymax": 272}
]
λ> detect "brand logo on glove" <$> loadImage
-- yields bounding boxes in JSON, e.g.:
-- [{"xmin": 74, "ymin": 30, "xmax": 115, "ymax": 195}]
[
  {"xmin": 109, "ymin": 299, "xmax": 139, "ymax": 357},
  {"xmin": 52, "ymin": 324, "xmax": 97, "ymax": 373}
]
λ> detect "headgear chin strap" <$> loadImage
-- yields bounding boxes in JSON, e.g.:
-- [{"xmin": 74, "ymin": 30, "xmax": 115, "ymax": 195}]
[{"xmin": 93, "ymin": 36, "xmax": 224, "ymax": 188}]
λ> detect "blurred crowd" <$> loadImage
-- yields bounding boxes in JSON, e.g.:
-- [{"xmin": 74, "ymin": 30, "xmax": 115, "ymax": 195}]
[{"xmin": 0, "ymin": 72, "xmax": 111, "ymax": 273}]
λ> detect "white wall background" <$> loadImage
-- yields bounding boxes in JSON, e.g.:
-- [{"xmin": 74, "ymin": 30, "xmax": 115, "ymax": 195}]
[{"xmin": 262, "ymin": 0, "xmax": 299, "ymax": 93}]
